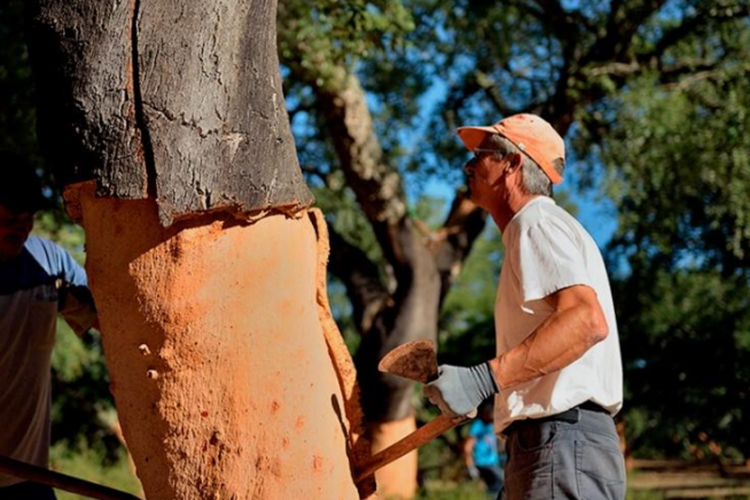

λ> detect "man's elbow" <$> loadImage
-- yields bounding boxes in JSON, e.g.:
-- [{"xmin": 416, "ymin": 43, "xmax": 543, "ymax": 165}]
[{"xmin": 584, "ymin": 305, "xmax": 609, "ymax": 345}]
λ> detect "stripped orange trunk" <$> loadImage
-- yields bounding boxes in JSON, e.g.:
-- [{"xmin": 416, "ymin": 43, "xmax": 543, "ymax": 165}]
[
  {"xmin": 30, "ymin": 0, "xmax": 379, "ymax": 495},
  {"xmin": 67, "ymin": 183, "xmax": 374, "ymax": 499}
]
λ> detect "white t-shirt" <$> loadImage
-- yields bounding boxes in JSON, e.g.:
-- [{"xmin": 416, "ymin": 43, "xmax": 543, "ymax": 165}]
[
  {"xmin": 0, "ymin": 237, "xmax": 96, "ymax": 487},
  {"xmin": 493, "ymin": 196, "xmax": 623, "ymax": 433}
]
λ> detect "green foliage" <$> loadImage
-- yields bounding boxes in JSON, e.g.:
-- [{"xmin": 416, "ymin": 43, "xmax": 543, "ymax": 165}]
[
  {"xmin": 615, "ymin": 267, "xmax": 750, "ymax": 460},
  {"xmin": 278, "ymin": 0, "xmax": 414, "ymax": 90},
  {"xmin": 313, "ymin": 184, "xmax": 383, "ymax": 266},
  {"xmin": 585, "ymin": 64, "xmax": 750, "ymax": 270},
  {"xmin": 51, "ymin": 321, "xmax": 120, "ymax": 463},
  {"xmin": 0, "ymin": 1, "xmax": 38, "ymax": 157},
  {"xmin": 0, "ymin": 0, "xmax": 52, "ymax": 193},
  {"xmin": 32, "ymin": 211, "xmax": 86, "ymax": 262},
  {"xmin": 50, "ymin": 442, "xmax": 142, "ymax": 500},
  {"xmin": 570, "ymin": 9, "xmax": 750, "ymax": 462},
  {"xmin": 440, "ymin": 228, "xmax": 502, "ymax": 365},
  {"xmin": 417, "ymin": 401, "xmax": 467, "ymax": 479}
]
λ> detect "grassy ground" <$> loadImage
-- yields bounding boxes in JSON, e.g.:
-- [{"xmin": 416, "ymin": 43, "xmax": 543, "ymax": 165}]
[
  {"xmin": 50, "ymin": 443, "xmax": 142, "ymax": 500},
  {"xmin": 626, "ymin": 460, "xmax": 750, "ymax": 500},
  {"xmin": 46, "ymin": 448, "xmax": 750, "ymax": 500},
  {"xmin": 414, "ymin": 462, "xmax": 750, "ymax": 500},
  {"xmin": 416, "ymin": 481, "xmax": 488, "ymax": 500}
]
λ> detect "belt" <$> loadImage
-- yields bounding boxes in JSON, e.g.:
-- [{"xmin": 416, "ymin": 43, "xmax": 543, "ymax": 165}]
[{"xmin": 503, "ymin": 401, "xmax": 610, "ymax": 436}]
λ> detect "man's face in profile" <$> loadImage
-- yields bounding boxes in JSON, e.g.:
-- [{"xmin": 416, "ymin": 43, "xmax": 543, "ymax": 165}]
[{"xmin": 0, "ymin": 203, "xmax": 34, "ymax": 261}]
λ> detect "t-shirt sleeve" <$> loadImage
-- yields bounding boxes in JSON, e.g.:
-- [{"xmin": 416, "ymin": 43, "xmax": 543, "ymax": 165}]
[
  {"xmin": 52, "ymin": 243, "xmax": 98, "ymax": 336},
  {"xmin": 56, "ymin": 245, "xmax": 88, "ymax": 287},
  {"xmin": 514, "ymin": 220, "xmax": 592, "ymax": 304}
]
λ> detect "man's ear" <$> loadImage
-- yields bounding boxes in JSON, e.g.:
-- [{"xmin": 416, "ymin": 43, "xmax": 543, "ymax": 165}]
[{"xmin": 508, "ymin": 152, "xmax": 524, "ymax": 171}]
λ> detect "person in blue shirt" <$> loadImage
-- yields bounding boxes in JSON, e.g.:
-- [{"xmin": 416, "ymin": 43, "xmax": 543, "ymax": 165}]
[
  {"xmin": 0, "ymin": 158, "xmax": 98, "ymax": 499},
  {"xmin": 463, "ymin": 400, "xmax": 506, "ymax": 499}
]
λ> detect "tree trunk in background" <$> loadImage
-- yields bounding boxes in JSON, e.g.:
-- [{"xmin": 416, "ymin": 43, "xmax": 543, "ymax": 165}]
[
  {"xmin": 282, "ymin": 3, "xmax": 750, "ymax": 495},
  {"xmin": 311, "ymin": 75, "xmax": 486, "ymax": 499},
  {"xmin": 28, "ymin": 1, "xmax": 373, "ymax": 498}
]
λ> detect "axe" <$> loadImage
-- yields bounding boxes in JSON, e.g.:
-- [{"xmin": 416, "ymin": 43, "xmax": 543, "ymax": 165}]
[{"xmin": 354, "ymin": 340, "xmax": 470, "ymax": 483}]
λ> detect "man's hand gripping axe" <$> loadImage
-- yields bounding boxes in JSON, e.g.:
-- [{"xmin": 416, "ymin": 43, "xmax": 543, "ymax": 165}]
[{"xmin": 354, "ymin": 340, "xmax": 470, "ymax": 483}]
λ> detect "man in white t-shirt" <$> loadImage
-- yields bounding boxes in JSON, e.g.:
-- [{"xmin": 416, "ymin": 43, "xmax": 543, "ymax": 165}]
[
  {"xmin": 424, "ymin": 114, "xmax": 625, "ymax": 499},
  {"xmin": 1, "ymin": 160, "xmax": 98, "ymax": 499}
]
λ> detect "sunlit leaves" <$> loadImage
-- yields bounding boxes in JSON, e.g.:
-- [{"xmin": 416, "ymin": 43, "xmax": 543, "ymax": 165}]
[
  {"xmin": 590, "ymin": 64, "xmax": 750, "ymax": 268},
  {"xmin": 278, "ymin": 0, "xmax": 414, "ymax": 90}
]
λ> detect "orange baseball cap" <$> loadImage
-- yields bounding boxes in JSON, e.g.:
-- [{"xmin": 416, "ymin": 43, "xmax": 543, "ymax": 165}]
[{"xmin": 457, "ymin": 113, "xmax": 565, "ymax": 184}]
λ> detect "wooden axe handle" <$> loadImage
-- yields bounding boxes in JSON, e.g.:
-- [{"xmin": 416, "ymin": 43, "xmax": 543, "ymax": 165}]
[
  {"xmin": 354, "ymin": 414, "xmax": 468, "ymax": 483},
  {"xmin": 0, "ymin": 455, "xmax": 141, "ymax": 500}
]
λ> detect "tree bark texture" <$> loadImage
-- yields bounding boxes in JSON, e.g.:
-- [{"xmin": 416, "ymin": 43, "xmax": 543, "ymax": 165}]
[
  {"xmin": 67, "ymin": 184, "xmax": 371, "ymax": 500},
  {"xmin": 29, "ymin": 0, "xmax": 312, "ymax": 225},
  {"xmin": 28, "ymin": 1, "xmax": 375, "ymax": 498}
]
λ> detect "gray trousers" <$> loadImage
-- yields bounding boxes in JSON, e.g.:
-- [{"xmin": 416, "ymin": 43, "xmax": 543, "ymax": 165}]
[{"xmin": 501, "ymin": 406, "xmax": 626, "ymax": 500}]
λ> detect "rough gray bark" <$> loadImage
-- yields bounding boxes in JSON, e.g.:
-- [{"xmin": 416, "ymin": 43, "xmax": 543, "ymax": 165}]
[{"xmin": 28, "ymin": 0, "xmax": 312, "ymax": 225}]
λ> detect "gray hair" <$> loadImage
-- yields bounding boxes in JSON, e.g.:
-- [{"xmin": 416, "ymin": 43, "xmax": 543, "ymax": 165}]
[{"xmin": 479, "ymin": 134, "xmax": 564, "ymax": 196}]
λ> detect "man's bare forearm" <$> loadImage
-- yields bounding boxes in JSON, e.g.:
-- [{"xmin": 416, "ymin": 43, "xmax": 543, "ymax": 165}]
[{"xmin": 488, "ymin": 287, "xmax": 608, "ymax": 389}]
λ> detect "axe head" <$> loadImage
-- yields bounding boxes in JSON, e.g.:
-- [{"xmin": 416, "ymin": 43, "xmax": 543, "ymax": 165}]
[{"xmin": 378, "ymin": 340, "xmax": 438, "ymax": 384}]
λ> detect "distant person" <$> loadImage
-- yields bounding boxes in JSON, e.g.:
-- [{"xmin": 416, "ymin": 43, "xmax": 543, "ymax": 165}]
[
  {"xmin": 0, "ymin": 158, "xmax": 98, "ymax": 499},
  {"xmin": 424, "ymin": 114, "xmax": 626, "ymax": 499},
  {"xmin": 463, "ymin": 400, "xmax": 506, "ymax": 499}
]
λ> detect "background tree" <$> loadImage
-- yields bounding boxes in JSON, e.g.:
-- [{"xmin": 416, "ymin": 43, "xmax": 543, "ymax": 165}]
[
  {"xmin": 277, "ymin": 3, "xmax": 486, "ymax": 494},
  {"xmin": 579, "ymin": 52, "xmax": 750, "ymax": 462},
  {"xmin": 275, "ymin": 0, "xmax": 750, "ymax": 493}
]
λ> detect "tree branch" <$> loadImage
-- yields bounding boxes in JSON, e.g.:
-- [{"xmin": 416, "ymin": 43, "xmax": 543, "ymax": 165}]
[
  {"xmin": 659, "ymin": 60, "xmax": 726, "ymax": 82},
  {"xmin": 309, "ymin": 74, "xmax": 418, "ymax": 271},
  {"xmin": 327, "ymin": 226, "xmax": 390, "ymax": 333},
  {"xmin": 528, "ymin": 0, "xmax": 582, "ymax": 37},
  {"xmin": 586, "ymin": 0, "xmax": 669, "ymax": 64},
  {"xmin": 652, "ymin": 3, "xmax": 750, "ymax": 60},
  {"xmin": 530, "ymin": 0, "xmax": 565, "ymax": 18},
  {"xmin": 523, "ymin": 0, "xmax": 593, "ymax": 58},
  {"xmin": 475, "ymin": 70, "xmax": 521, "ymax": 118},
  {"xmin": 433, "ymin": 188, "xmax": 487, "ymax": 303}
]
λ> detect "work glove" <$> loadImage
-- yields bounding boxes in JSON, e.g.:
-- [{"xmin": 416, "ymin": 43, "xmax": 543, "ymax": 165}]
[
  {"xmin": 467, "ymin": 464, "xmax": 480, "ymax": 481},
  {"xmin": 423, "ymin": 363, "xmax": 499, "ymax": 418}
]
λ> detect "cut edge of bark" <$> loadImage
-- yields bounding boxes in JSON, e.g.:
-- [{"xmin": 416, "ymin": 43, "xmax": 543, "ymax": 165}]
[
  {"xmin": 309, "ymin": 208, "xmax": 378, "ymax": 500},
  {"xmin": 63, "ymin": 181, "xmax": 314, "ymax": 228}
]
